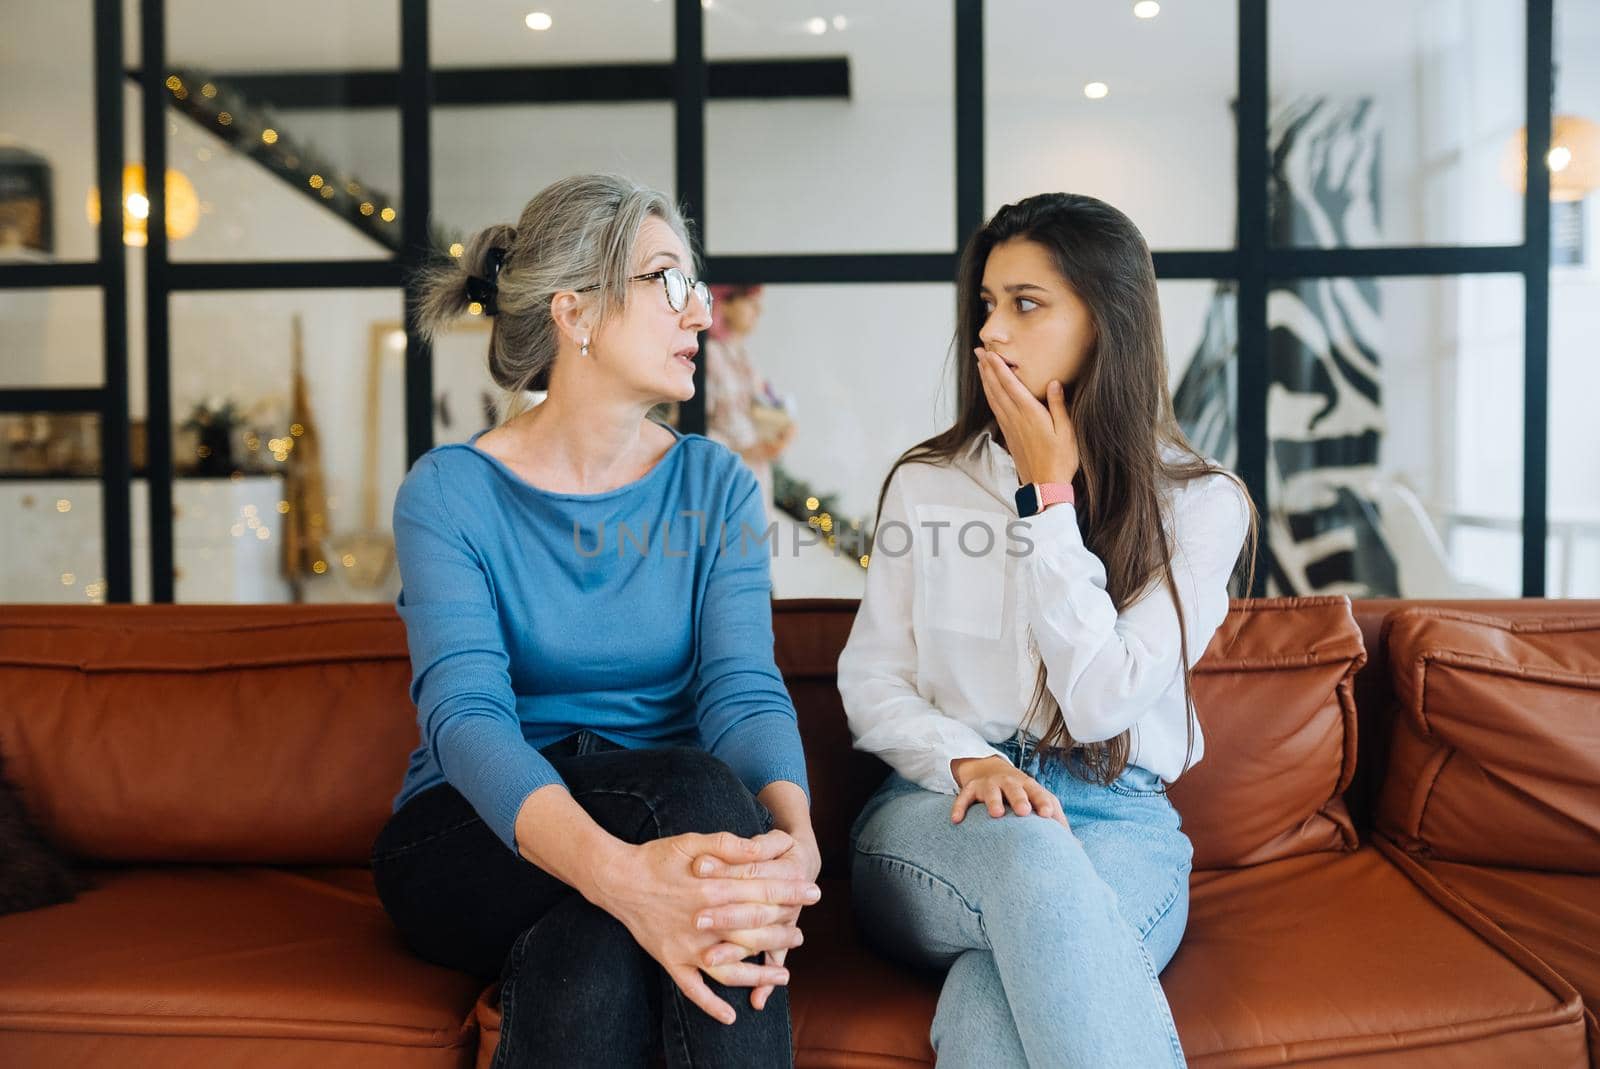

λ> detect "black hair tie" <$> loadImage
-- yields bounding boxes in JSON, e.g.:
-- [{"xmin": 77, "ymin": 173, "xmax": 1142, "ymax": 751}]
[{"xmin": 465, "ymin": 246, "xmax": 507, "ymax": 316}]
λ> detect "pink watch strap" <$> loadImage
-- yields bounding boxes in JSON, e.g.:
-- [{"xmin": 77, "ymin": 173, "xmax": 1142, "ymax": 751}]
[{"xmin": 1037, "ymin": 482, "xmax": 1075, "ymax": 509}]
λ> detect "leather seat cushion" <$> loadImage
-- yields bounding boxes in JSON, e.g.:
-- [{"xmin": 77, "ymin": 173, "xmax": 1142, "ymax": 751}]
[
  {"xmin": 1164, "ymin": 848, "xmax": 1589, "ymax": 1066},
  {"xmin": 1388, "ymin": 848, "xmax": 1600, "ymax": 1068},
  {"xmin": 477, "ymin": 850, "xmax": 1591, "ymax": 1068},
  {"xmin": 0, "ymin": 866, "xmax": 483, "ymax": 1069}
]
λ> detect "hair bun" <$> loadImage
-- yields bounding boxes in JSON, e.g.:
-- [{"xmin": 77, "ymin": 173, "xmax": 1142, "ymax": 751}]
[{"xmin": 465, "ymin": 246, "xmax": 508, "ymax": 316}]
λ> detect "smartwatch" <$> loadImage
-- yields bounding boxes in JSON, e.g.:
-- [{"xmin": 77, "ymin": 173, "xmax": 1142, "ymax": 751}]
[{"xmin": 1014, "ymin": 481, "xmax": 1075, "ymax": 518}]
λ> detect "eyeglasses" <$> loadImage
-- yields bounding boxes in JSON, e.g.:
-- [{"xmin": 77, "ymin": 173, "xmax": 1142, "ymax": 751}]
[{"xmin": 578, "ymin": 267, "xmax": 712, "ymax": 316}]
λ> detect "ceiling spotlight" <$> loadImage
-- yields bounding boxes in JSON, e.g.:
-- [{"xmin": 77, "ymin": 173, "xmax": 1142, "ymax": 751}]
[
  {"xmin": 833, "ymin": 15, "xmax": 848, "ymax": 30},
  {"xmin": 806, "ymin": 16, "xmax": 828, "ymax": 34},
  {"xmin": 1134, "ymin": 1, "xmax": 1161, "ymax": 18},
  {"xmin": 1084, "ymin": 82, "xmax": 1109, "ymax": 100},
  {"xmin": 523, "ymin": 11, "xmax": 552, "ymax": 31}
]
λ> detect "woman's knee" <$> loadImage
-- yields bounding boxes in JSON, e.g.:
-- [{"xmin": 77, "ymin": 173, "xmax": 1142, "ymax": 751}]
[
  {"xmin": 953, "ymin": 818, "xmax": 1119, "ymax": 920},
  {"xmin": 502, "ymin": 898, "xmax": 655, "ymax": 1010},
  {"xmin": 496, "ymin": 898, "xmax": 658, "ymax": 1065},
  {"xmin": 629, "ymin": 746, "xmax": 769, "ymax": 840},
  {"xmin": 856, "ymin": 790, "xmax": 1102, "ymax": 911},
  {"xmin": 850, "ymin": 850, "xmax": 975, "ymax": 968}
]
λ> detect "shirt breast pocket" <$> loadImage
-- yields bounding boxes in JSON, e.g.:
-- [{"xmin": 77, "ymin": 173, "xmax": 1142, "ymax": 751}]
[{"xmin": 913, "ymin": 503, "xmax": 1008, "ymax": 641}]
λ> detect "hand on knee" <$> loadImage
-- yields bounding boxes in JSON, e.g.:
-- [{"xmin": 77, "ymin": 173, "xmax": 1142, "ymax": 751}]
[
  {"xmin": 950, "ymin": 757, "xmax": 1071, "ymax": 829},
  {"xmin": 691, "ymin": 827, "xmax": 823, "ymax": 1011},
  {"xmin": 589, "ymin": 829, "xmax": 819, "ymax": 1025}
]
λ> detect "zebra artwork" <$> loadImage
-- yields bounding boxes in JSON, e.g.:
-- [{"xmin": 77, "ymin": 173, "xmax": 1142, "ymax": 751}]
[{"xmin": 1174, "ymin": 96, "xmax": 1401, "ymax": 597}]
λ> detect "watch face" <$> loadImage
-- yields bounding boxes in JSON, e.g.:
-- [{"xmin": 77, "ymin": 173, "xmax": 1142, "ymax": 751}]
[{"xmin": 1014, "ymin": 484, "xmax": 1039, "ymax": 517}]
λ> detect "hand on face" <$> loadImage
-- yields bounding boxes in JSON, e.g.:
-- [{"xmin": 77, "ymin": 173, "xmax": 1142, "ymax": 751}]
[
  {"xmin": 974, "ymin": 237, "xmax": 1093, "ymax": 488},
  {"xmin": 974, "ymin": 345, "xmax": 1081, "ymax": 487}
]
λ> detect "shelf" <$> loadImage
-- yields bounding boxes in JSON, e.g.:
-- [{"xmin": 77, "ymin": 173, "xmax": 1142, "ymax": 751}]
[{"xmin": 0, "ymin": 470, "xmax": 287, "ymax": 481}]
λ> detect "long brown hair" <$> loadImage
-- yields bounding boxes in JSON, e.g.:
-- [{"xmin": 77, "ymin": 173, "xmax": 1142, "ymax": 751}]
[{"xmin": 872, "ymin": 192, "xmax": 1259, "ymax": 788}]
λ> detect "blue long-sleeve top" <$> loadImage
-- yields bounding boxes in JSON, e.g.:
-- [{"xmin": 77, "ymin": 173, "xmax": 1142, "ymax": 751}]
[{"xmin": 389, "ymin": 421, "xmax": 811, "ymax": 854}]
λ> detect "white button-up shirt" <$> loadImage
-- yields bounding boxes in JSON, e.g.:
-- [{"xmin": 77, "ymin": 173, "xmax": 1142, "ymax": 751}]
[{"xmin": 837, "ymin": 427, "xmax": 1251, "ymax": 794}]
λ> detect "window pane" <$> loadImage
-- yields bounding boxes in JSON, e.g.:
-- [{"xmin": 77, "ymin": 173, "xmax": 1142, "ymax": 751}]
[
  {"xmin": 1166, "ymin": 279, "xmax": 1239, "ymax": 469},
  {"xmin": 0, "ymin": 412, "xmax": 107, "ymax": 602},
  {"xmin": 0, "ymin": 288, "xmax": 104, "ymax": 387},
  {"xmin": 1269, "ymin": 0, "xmax": 1526, "ymax": 247},
  {"xmin": 1549, "ymin": 0, "xmax": 1600, "ymax": 596},
  {"xmin": 431, "ymin": 0, "xmax": 672, "ymax": 64},
  {"xmin": 987, "ymin": 0, "xmax": 1237, "ymax": 251},
  {"xmin": 161, "ymin": 1, "xmax": 401, "ymax": 262},
  {"xmin": 704, "ymin": 282, "xmax": 954, "ymax": 598},
  {"xmin": 429, "ymin": 1, "xmax": 675, "ymax": 247},
  {"xmin": 169, "ymin": 289, "xmax": 405, "ymax": 603},
  {"xmin": 1, "ymin": 2, "xmax": 98, "ymax": 263},
  {"xmin": 432, "ymin": 103, "xmax": 675, "ymax": 241},
  {"xmin": 425, "ymin": 317, "xmax": 509, "ymax": 445},
  {"xmin": 706, "ymin": 2, "xmax": 955, "ymax": 254},
  {"xmin": 1267, "ymin": 275, "xmax": 1524, "ymax": 597}
]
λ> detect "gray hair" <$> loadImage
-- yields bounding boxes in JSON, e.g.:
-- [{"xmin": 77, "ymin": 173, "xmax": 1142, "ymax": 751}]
[{"xmin": 412, "ymin": 173, "xmax": 697, "ymax": 424}]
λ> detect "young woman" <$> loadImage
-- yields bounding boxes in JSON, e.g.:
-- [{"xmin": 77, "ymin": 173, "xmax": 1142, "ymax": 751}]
[
  {"xmin": 371, "ymin": 173, "xmax": 822, "ymax": 1069},
  {"xmin": 838, "ymin": 192, "xmax": 1258, "ymax": 1068}
]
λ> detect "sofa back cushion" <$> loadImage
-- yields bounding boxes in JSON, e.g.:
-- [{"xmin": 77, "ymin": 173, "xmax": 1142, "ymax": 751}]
[
  {"xmin": 774, "ymin": 597, "xmax": 1365, "ymax": 875},
  {"xmin": 1376, "ymin": 608, "xmax": 1600, "ymax": 871},
  {"xmin": 0, "ymin": 606, "xmax": 414, "ymax": 865},
  {"xmin": 0, "ymin": 596, "xmax": 1371, "ymax": 872},
  {"xmin": 1169, "ymin": 596, "xmax": 1365, "ymax": 868},
  {"xmin": 772, "ymin": 601, "xmax": 889, "ymax": 879}
]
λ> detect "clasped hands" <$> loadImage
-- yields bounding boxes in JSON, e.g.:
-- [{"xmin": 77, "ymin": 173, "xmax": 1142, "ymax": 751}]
[{"xmin": 603, "ymin": 828, "xmax": 820, "ymax": 1025}]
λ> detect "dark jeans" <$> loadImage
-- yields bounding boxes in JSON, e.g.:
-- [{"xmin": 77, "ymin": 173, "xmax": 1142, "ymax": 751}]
[{"xmin": 370, "ymin": 730, "xmax": 792, "ymax": 1069}]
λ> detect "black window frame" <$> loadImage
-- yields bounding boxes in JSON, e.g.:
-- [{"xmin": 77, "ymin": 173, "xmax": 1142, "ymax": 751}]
[{"xmin": 0, "ymin": 0, "xmax": 1555, "ymax": 601}]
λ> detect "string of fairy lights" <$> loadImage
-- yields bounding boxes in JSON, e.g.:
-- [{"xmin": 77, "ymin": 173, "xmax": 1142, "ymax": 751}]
[
  {"xmin": 774, "ymin": 467, "xmax": 872, "ymax": 569},
  {"xmin": 159, "ymin": 68, "xmax": 426, "ymax": 252},
  {"xmin": 34, "ymin": 68, "xmax": 872, "ymax": 601}
]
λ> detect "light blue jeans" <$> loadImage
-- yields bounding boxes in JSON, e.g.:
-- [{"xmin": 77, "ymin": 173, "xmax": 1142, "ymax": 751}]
[{"xmin": 849, "ymin": 732, "xmax": 1193, "ymax": 1067}]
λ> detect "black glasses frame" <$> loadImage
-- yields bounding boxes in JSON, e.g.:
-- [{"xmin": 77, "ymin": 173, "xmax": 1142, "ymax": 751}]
[{"xmin": 577, "ymin": 266, "xmax": 712, "ymax": 316}]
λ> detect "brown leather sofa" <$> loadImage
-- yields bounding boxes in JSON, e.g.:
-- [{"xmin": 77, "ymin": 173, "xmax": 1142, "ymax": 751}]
[{"xmin": 0, "ymin": 596, "xmax": 1595, "ymax": 1067}]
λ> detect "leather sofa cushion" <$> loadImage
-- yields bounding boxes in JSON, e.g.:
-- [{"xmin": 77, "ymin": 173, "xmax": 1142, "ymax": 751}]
[
  {"xmin": 771, "ymin": 601, "xmax": 889, "ymax": 881},
  {"xmin": 1164, "ymin": 848, "xmax": 1588, "ymax": 1066},
  {"xmin": 0, "ymin": 865, "xmax": 481, "ymax": 1069},
  {"xmin": 476, "ymin": 851, "xmax": 1589, "ymax": 1069},
  {"xmin": 1168, "ymin": 596, "xmax": 1365, "ymax": 869},
  {"xmin": 1377, "ymin": 608, "xmax": 1600, "ymax": 870},
  {"xmin": 0, "ymin": 605, "xmax": 416, "ymax": 865},
  {"xmin": 1388, "ymin": 851, "xmax": 1600, "ymax": 1068},
  {"xmin": 771, "ymin": 597, "xmax": 1367, "ymax": 875}
]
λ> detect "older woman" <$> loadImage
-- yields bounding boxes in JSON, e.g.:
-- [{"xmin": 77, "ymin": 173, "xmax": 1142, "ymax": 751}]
[{"xmin": 371, "ymin": 174, "xmax": 821, "ymax": 1068}]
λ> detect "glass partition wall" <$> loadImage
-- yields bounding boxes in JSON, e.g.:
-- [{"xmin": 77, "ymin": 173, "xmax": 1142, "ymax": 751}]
[{"xmin": 1, "ymin": 1, "xmax": 1570, "ymax": 602}]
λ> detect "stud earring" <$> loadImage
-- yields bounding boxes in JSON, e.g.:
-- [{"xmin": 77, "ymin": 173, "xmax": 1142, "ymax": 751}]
[{"xmin": 580, "ymin": 337, "xmax": 590, "ymax": 357}]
